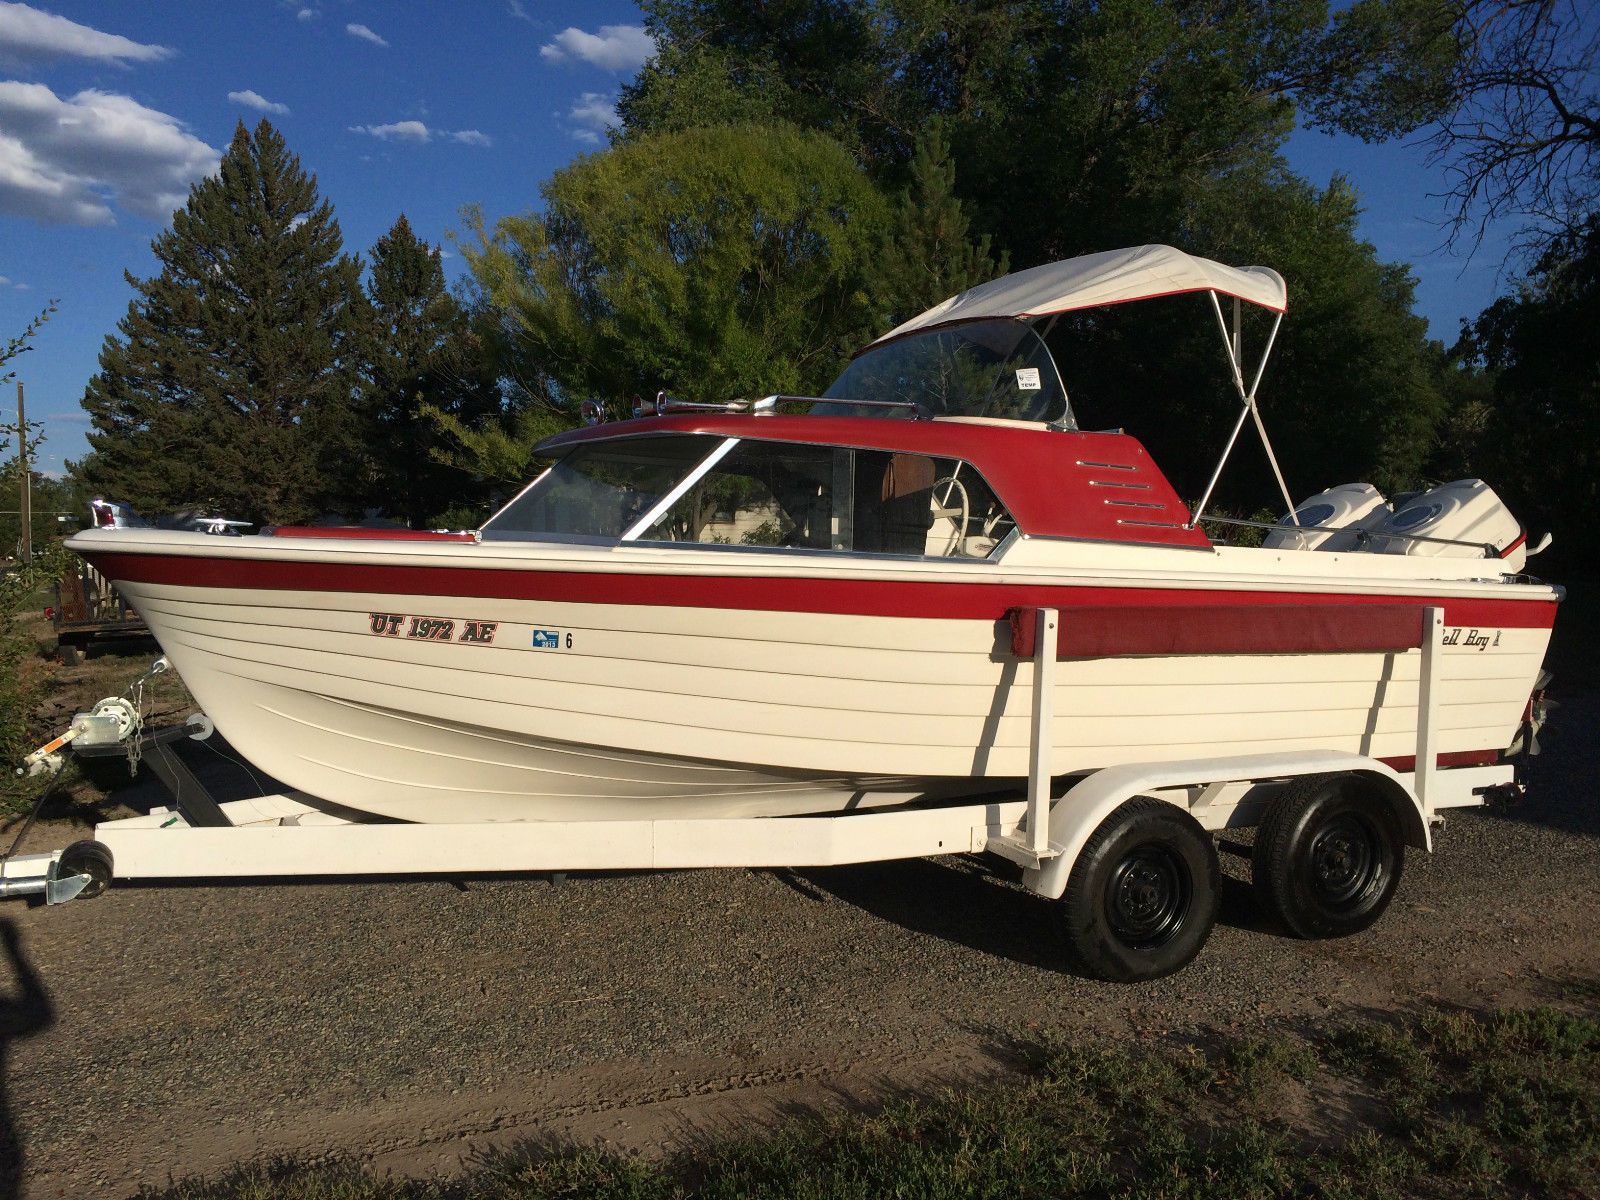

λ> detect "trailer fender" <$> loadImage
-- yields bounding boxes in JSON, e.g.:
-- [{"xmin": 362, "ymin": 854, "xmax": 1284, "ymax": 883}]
[{"xmin": 1020, "ymin": 753, "xmax": 1429, "ymax": 902}]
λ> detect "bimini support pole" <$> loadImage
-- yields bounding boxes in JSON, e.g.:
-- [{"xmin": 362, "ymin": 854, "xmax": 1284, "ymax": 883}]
[{"xmin": 1188, "ymin": 291, "xmax": 1288, "ymax": 529}]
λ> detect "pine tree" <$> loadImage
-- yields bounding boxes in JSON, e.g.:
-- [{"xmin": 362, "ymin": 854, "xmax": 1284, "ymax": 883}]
[
  {"xmin": 871, "ymin": 125, "xmax": 1006, "ymax": 329},
  {"xmin": 79, "ymin": 120, "xmax": 365, "ymax": 524},
  {"xmin": 358, "ymin": 215, "xmax": 499, "ymax": 527}
]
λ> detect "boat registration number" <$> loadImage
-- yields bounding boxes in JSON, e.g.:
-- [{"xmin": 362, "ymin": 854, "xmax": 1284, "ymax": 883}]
[{"xmin": 368, "ymin": 612, "xmax": 499, "ymax": 645}]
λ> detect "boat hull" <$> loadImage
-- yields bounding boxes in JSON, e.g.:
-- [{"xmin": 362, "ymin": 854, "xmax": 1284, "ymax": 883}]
[{"xmin": 82, "ymin": 534, "xmax": 1559, "ymax": 823}]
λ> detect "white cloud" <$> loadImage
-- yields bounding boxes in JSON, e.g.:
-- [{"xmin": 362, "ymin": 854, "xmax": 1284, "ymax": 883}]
[
  {"xmin": 296, "ymin": 7, "xmax": 317, "ymax": 20},
  {"xmin": 350, "ymin": 120, "xmax": 491, "ymax": 147},
  {"xmin": 346, "ymin": 22, "xmax": 387, "ymax": 48},
  {"xmin": 0, "ymin": 2, "xmax": 171, "ymax": 67},
  {"xmin": 539, "ymin": 24, "xmax": 653, "ymax": 71},
  {"xmin": 0, "ymin": 82, "xmax": 219, "ymax": 225},
  {"xmin": 350, "ymin": 120, "xmax": 429, "ymax": 142},
  {"xmin": 567, "ymin": 92, "xmax": 618, "ymax": 143},
  {"xmin": 227, "ymin": 89, "xmax": 289, "ymax": 115}
]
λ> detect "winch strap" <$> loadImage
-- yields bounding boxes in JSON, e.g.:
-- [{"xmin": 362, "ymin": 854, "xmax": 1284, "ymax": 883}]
[{"xmin": 145, "ymin": 740, "xmax": 232, "ymax": 828}]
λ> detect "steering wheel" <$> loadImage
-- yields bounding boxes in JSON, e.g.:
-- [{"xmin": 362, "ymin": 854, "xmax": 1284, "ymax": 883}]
[{"xmin": 931, "ymin": 476, "xmax": 971, "ymax": 556}]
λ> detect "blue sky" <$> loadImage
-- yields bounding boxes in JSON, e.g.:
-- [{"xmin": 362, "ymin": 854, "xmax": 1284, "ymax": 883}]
[{"xmin": 1, "ymin": 2, "xmax": 1513, "ymax": 476}]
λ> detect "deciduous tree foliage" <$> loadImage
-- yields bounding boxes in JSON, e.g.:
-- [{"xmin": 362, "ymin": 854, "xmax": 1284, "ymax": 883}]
[
  {"xmin": 78, "ymin": 121, "xmax": 366, "ymax": 524},
  {"xmin": 618, "ymin": 0, "xmax": 1452, "ymax": 506},
  {"xmin": 1314, "ymin": 0, "xmax": 1599, "ymax": 253},
  {"xmin": 460, "ymin": 123, "xmax": 889, "ymax": 411},
  {"xmin": 1453, "ymin": 216, "xmax": 1600, "ymax": 571}
]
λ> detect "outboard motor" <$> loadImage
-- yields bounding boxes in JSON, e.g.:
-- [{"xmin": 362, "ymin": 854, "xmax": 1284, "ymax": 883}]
[
  {"xmin": 1262, "ymin": 483, "xmax": 1391, "ymax": 551},
  {"xmin": 1366, "ymin": 479, "xmax": 1529, "ymax": 572}
]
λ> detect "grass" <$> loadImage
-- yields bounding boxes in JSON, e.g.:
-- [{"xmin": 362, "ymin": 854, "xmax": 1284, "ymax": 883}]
[
  {"xmin": 136, "ymin": 995, "xmax": 1600, "ymax": 1200},
  {"xmin": 0, "ymin": 592, "xmax": 189, "ymax": 817}
]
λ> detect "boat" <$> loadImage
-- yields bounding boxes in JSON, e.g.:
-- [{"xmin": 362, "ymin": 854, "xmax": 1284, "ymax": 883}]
[{"xmin": 66, "ymin": 245, "xmax": 1560, "ymax": 824}]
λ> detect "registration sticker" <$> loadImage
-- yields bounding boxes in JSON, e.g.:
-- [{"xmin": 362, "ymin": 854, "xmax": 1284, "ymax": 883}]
[
  {"xmin": 1015, "ymin": 367, "xmax": 1041, "ymax": 391},
  {"xmin": 532, "ymin": 629, "xmax": 562, "ymax": 649}
]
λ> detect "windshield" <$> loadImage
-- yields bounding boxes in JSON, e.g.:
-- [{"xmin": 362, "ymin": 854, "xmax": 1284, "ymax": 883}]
[
  {"xmin": 818, "ymin": 318, "xmax": 1073, "ymax": 426},
  {"xmin": 480, "ymin": 435, "xmax": 723, "ymax": 541}
]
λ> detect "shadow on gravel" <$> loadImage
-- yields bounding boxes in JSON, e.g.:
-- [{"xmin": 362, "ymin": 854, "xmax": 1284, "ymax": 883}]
[
  {"xmin": 791, "ymin": 857, "xmax": 1284, "ymax": 977},
  {"xmin": 97, "ymin": 732, "xmax": 288, "ymax": 815},
  {"xmin": 1443, "ymin": 684, "xmax": 1600, "ymax": 842},
  {"xmin": 0, "ymin": 919, "xmax": 52, "ymax": 1200},
  {"xmin": 793, "ymin": 857, "xmax": 1068, "ymax": 972}
]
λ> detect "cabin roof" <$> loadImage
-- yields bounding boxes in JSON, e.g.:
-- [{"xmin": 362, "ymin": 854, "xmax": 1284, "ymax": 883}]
[{"xmin": 538, "ymin": 414, "xmax": 1211, "ymax": 550}]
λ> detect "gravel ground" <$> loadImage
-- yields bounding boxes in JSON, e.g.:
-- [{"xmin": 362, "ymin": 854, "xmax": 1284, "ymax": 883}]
[{"xmin": 4, "ymin": 686, "xmax": 1597, "ymax": 1198}]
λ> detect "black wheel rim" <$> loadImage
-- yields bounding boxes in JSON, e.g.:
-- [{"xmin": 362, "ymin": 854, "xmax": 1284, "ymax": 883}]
[
  {"xmin": 1106, "ymin": 844, "xmax": 1191, "ymax": 950},
  {"xmin": 1307, "ymin": 812, "xmax": 1384, "ymax": 911}
]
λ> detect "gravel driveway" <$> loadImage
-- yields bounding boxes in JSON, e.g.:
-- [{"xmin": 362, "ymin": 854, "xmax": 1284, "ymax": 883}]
[{"xmin": 6, "ymin": 688, "xmax": 1597, "ymax": 1198}]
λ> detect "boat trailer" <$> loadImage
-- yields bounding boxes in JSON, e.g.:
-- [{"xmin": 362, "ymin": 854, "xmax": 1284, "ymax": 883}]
[{"xmin": 2, "ymin": 607, "xmax": 1524, "ymax": 980}]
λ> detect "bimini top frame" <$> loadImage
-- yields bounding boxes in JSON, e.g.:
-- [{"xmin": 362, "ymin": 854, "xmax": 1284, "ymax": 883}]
[{"xmin": 869, "ymin": 243, "xmax": 1295, "ymax": 532}]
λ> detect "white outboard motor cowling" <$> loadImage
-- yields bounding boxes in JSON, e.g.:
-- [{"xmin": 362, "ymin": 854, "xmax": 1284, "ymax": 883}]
[
  {"xmin": 1366, "ymin": 479, "xmax": 1527, "ymax": 572},
  {"xmin": 1262, "ymin": 483, "xmax": 1391, "ymax": 551}
]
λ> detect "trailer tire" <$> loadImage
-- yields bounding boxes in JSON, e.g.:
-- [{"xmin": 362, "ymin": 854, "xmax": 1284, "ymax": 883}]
[
  {"xmin": 58, "ymin": 643, "xmax": 84, "ymax": 666},
  {"xmin": 1060, "ymin": 797, "xmax": 1219, "ymax": 982},
  {"xmin": 1252, "ymin": 774, "xmax": 1403, "ymax": 939},
  {"xmin": 58, "ymin": 840, "xmax": 113, "ymax": 900}
]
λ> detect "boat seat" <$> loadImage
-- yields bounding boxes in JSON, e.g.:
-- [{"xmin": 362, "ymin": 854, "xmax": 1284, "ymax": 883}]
[{"xmin": 855, "ymin": 452, "xmax": 935, "ymax": 554}]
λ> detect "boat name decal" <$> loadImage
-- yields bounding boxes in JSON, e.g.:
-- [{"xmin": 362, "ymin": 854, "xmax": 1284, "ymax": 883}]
[
  {"xmin": 368, "ymin": 612, "xmax": 499, "ymax": 645},
  {"xmin": 1443, "ymin": 627, "xmax": 1500, "ymax": 651}
]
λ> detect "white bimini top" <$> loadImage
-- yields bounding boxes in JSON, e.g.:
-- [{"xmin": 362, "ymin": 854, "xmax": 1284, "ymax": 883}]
[{"xmin": 873, "ymin": 243, "xmax": 1288, "ymax": 345}]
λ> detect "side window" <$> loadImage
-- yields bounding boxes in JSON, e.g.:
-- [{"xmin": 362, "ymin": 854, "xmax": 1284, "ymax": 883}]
[
  {"xmin": 643, "ymin": 442, "xmax": 844, "ymax": 550},
  {"xmin": 853, "ymin": 451, "xmax": 1015, "ymax": 558},
  {"xmin": 481, "ymin": 435, "xmax": 721, "ymax": 540},
  {"xmin": 640, "ymin": 441, "xmax": 1015, "ymax": 559}
]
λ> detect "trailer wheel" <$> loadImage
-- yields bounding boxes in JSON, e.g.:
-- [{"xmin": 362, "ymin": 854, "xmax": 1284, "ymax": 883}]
[
  {"xmin": 58, "ymin": 643, "xmax": 84, "ymax": 666},
  {"xmin": 57, "ymin": 840, "xmax": 113, "ymax": 900},
  {"xmin": 1252, "ymin": 774, "xmax": 1403, "ymax": 939},
  {"xmin": 1060, "ymin": 798, "xmax": 1219, "ymax": 982}
]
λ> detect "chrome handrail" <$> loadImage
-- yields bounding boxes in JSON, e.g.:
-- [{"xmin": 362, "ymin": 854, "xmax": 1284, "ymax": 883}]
[
  {"xmin": 1195, "ymin": 513, "xmax": 1501, "ymax": 557},
  {"xmin": 749, "ymin": 394, "xmax": 921, "ymax": 416}
]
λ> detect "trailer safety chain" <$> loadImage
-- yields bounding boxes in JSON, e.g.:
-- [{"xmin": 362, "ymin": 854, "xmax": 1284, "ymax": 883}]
[{"xmin": 122, "ymin": 657, "xmax": 170, "ymax": 777}]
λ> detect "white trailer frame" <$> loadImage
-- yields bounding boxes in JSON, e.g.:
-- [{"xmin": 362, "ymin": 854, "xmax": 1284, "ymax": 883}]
[{"xmin": 2, "ymin": 606, "xmax": 1514, "ymax": 899}]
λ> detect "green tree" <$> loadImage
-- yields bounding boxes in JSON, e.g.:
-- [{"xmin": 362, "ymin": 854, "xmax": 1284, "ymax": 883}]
[
  {"xmin": 77, "ymin": 120, "xmax": 366, "ymax": 524},
  {"xmin": 1454, "ymin": 215, "xmax": 1600, "ymax": 571},
  {"xmin": 623, "ymin": 0, "xmax": 1435, "ymax": 263},
  {"xmin": 871, "ymin": 124, "xmax": 1006, "ymax": 329},
  {"xmin": 460, "ymin": 122, "xmax": 889, "ymax": 414},
  {"xmin": 356, "ymin": 215, "xmax": 500, "ymax": 527},
  {"xmin": 617, "ymin": 1, "xmax": 1454, "ymax": 508}
]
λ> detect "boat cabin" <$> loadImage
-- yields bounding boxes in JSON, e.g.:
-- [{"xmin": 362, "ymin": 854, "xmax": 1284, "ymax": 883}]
[{"xmin": 480, "ymin": 245, "xmax": 1531, "ymax": 572}]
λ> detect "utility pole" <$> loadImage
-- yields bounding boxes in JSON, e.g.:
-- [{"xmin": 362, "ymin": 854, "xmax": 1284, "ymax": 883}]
[{"xmin": 16, "ymin": 381, "xmax": 30, "ymax": 564}]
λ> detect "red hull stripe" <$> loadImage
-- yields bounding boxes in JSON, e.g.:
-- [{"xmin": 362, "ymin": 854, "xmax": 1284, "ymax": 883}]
[
  {"xmin": 1009, "ymin": 604, "xmax": 1428, "ymax": 658},
  {"xmin": 83, "ymin": 550, "xmax": 1560, "ymax": 630},
  {"xmin": 1378, "ymin": 749, "xmax": 1502, "ymax": 772}
]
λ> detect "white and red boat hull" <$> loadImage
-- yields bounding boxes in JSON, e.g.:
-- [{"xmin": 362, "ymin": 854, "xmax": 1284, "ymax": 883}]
[{"xmin": 72, "ymin": 530, "xmax": 1558, "ymax": 823}]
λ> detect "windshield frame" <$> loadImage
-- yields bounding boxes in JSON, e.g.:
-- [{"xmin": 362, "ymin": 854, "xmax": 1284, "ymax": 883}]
[
  {"xmin": 819, "ymin": 317, "xmax": 1074, "ymax": 427},
  {"xmin": 477, "ymin": 433, "xmax": 733, "ymax": 544}
]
